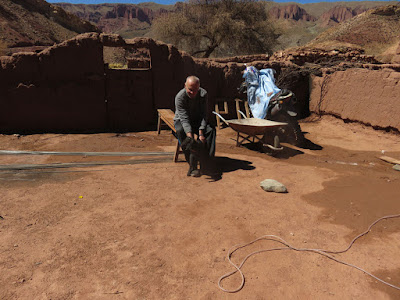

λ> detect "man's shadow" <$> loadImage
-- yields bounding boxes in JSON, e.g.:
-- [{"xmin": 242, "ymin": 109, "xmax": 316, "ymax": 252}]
[{"xmin": 203, "ymin": 156, "xmax": 255, "ymax": 181}]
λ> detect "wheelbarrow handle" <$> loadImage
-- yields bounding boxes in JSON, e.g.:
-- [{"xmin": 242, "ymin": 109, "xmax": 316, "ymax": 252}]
[
  {"xmin": 212, "ymin": 111, "xmax": 229, "ymax": 126},
  {"xmin": 238, "ymin": 110, "xmax": 247, "ymax": 119}
]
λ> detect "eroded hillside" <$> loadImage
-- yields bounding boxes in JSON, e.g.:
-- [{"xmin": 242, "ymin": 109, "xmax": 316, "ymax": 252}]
[
  {"xmin": 307, "ymin": 4, "xmax": 400, "ymax": 62},
  {"xmin": 0, "ymin": 0, "xmax": 98, "ymax": 52}
]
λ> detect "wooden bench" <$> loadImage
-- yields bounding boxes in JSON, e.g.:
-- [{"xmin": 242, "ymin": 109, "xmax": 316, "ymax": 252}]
[{"xmin": 157, "ymin": 109, "xmax": 183, "ymax": 162}]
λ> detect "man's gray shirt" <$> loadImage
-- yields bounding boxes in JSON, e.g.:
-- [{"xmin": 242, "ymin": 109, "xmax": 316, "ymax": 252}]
[{"xmin": 174, "ymin": 87, "xmax": 208, "ymax": 134}]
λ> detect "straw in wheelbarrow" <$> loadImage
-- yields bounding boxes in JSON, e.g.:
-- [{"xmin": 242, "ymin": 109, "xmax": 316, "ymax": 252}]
[{"xmin": 213, "ymin": 111, "xmax": 287, "ymax": 136}]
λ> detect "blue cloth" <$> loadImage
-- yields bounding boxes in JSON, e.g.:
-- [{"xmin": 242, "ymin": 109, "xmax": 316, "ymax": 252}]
[{"xmin": 243, "ymin": 67, "xmax": 281, "ymax": 119}]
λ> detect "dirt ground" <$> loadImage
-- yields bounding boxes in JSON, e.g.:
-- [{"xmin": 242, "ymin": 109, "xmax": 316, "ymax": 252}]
[{"xmin": 0, "ymin": 115, "xmax": 400, "ymax": 299}]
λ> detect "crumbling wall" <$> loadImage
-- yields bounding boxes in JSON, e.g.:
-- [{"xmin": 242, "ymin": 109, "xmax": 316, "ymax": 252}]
[
  {"xmin": 0, "ymin": 32, "xmax": 106, "ymax": 132},
  {"xmin": 126, "ymin": 38, "xmax": 245, "ymax": 123},
  {"xmin": 129, "ymin": 37, "xmax": 308, "ymax": 122},
  {"xmin": 105, "ymin": 68, "xmax": 154, "ymax": 131},
  {"xmin": 310, "ymin": 68, "xmax": 400, "ymax": 131},
  {"xmin": 6, "ymin": 32, "xmax": 395, "ymax": 134}
]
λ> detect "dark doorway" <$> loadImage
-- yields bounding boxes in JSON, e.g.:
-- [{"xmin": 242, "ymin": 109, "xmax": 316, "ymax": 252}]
[{"xmin": 105, "ymin": 68, "xmax": 155, "ymax": 131}]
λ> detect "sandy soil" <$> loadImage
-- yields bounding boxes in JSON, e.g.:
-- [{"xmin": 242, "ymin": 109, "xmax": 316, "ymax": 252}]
[{"xmin": 0, "ymin": 115, "xmax": 399, "ymax": 299}]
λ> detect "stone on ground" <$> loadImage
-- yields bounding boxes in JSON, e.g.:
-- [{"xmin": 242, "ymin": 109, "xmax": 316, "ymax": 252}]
[{"xmin": 260, "ymin": 179, "xmax": 288, "ymax": 193}]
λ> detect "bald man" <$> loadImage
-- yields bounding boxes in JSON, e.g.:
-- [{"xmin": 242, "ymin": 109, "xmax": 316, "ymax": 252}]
[{"xmin": 174, "ymin": 76, "xmax": 216, "ymax": 177}]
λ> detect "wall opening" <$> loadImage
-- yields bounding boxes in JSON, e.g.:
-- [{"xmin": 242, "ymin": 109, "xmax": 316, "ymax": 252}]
[{"xmin": 103, "ymin": 46, "xmax": 151, "ymax": 70}]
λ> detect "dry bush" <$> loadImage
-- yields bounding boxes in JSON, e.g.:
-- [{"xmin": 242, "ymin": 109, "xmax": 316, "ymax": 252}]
[{"xmin": 103, "ymin": 46, "xmax": 127, "ymax": 68}]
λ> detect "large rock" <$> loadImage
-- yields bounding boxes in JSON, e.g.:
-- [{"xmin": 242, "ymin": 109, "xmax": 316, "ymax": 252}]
[{"xmin": 260, "ymin": 179, "xmax": 288, "ymax": 193}]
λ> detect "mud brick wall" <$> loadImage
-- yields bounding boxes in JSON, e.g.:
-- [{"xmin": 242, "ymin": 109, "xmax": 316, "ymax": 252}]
[
  {"xmin": 309, "ymin": 68, "xmax": 400, "ymax": 131},
  {"xmin": 4, "ymin": 32, "xmax": 382, "ymax": 133},
  {"xmin": 130, "ymin": 38, "xmax": 243, "ymax": 123},
  {"xmin": 0, "ymin": 33, "xmax": 106, "ymax": 132},
  {"xmin": 1, "ymin": 32, "xmax": 397, "ymax": 133},
  {"xmin": 0, "ymin": 34, "xmax": 252, "ymax": 132},
  {"xmin": 136, "ymin": 37, "xmax": 309, "ymax": 123},
  {"xmin": 105, "ymin": 68, "xmax": 154, "ymax": 131}
]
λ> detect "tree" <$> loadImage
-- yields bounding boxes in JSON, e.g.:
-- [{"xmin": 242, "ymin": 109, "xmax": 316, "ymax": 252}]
[{"xmin": 152, "ymin": 0, "xmax": 278, "ymax": 58}]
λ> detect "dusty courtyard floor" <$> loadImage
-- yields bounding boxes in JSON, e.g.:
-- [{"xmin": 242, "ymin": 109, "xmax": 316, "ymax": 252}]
[{"xmin": 0, "ymin": 115, "xmax": 399, "ymax": 299}]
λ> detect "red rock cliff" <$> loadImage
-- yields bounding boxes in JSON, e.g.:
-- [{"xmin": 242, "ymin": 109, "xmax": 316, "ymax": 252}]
[
  {"xmin": 319, "ymin": 6, "xmax": 367, "ymax": 27},
  {"xmin": 269, "ymin": 5, "xmax": 316, "ymax": 21}
]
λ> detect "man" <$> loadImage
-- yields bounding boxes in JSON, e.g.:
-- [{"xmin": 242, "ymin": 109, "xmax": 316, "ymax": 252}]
[{"xmin": 174, "ymin": 76, "xmax": 216, "ymax": 177}]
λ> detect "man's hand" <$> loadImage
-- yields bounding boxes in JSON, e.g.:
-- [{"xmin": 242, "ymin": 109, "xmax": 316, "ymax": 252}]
[
  {"xmin": 199, "ymin": 134, "xmax": 206, "ymax": 143},
  {"xmin": 199, "ymin": 130, "xmax": 206, "ymax": 143}
]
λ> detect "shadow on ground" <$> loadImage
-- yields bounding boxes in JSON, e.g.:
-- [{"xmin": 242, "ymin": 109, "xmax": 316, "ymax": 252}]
[
  {"xmin": 300, "ymin": 135, "xmax": 324, "ymax": 151},
  {"xmin": 203, "ymin": 156, "xmax": 255, "ymax": 182},
  {"xmin": 238, "ymin": 135, "xmax": 323, "ymax": 159},
  {"xmin": 241, "ymin": 142, "xmax": 305, "ymax": 159}
]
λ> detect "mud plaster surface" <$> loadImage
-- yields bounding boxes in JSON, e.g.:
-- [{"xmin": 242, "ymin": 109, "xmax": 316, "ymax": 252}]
[{"xmin": 0, "ymin": 115, "xmax": 399, "ymax": 299}]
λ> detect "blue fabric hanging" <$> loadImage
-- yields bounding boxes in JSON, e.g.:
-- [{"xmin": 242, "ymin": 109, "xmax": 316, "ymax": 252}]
[{"xmin": 243, "ymin": 66, "xmax": 281, "ymax": 119}]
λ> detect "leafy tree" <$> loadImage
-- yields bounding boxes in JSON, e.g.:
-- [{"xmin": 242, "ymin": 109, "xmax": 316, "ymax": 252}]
[{"xmin": 152, "ymin": 0, "xmax": 278, "ymax": 58}]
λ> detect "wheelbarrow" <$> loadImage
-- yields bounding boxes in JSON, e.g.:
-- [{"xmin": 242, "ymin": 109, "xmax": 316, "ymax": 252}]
[{"xmin": 213, "ymin": 111, "xmax": 287, "ymax": 153}]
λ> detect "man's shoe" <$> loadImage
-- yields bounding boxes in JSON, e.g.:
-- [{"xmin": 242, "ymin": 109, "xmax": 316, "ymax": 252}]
[
  {"xmin": 190, "ymin": 169, "xmax": 201, "ymax": 177},
  {"xmin": 187, "ymin": 166, "xmax": 194, "ymax": 176}
]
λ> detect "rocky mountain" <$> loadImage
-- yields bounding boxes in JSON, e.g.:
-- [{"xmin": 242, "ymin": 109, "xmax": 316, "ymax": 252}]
[
  {"xmin": 52, "ymin": 2, "xmax": 397, "ymax": 43},
  {"xmin": 266, "ymin": 2, "xmax": 397, "ymax": 51},
  {"xmin": 307, "ymin": 5, "xmax": 400, "ymax": 63},
  {"xmin": 56, "ymin": 3, "xmax": 170, "ymax": 38},
  {"xmin": 318, "ymin": 6, "xmax": 367, "ymax": 27},
  {"xmin": 2, "ymin": 0, "xmax": 397, "ymax": 59},
  {"xmin": 268, "ymin": 4, "xmax": 316, "ymax": 21},
  {"xmin": 0, "ymin": 0, "xmax": 98, "ymax": 51},
  {"xmin": 268, "ymin": 3, "xmax": 374, "ymax": 25}
]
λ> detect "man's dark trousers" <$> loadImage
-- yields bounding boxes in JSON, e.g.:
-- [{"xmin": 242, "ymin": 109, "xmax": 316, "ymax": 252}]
[{"xmin": 174, "ymin": 119, "xmax": 216, "ymax": 163}]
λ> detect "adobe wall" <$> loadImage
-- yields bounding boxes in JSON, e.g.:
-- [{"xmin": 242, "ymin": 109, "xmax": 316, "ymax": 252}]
[
  {"xmin": 0, "ymin": 33, "xmax": 106, "ymax": 132},
  {"xmin": 0, "ymin": 33, "xmax": 308, "ymax": 132},
  {"xmin": 127, "ymin": 38, "xmax": 246, "ymax": 122},
  {"xmin": 5, "ymin": 32, "xmax": 397, "ymax": 133},
  {"xmin": 309, "ymin": 68, "xmax": 400, "ymax": 131},
  {"xmin": 130, "ymin": 37, "xmax": 310, "ymax": 122}
]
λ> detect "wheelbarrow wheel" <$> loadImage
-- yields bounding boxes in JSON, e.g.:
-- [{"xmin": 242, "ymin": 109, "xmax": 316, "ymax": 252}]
[{"xmin": 272, "ymin": 113, "xmax": 304, "ymax": 147}]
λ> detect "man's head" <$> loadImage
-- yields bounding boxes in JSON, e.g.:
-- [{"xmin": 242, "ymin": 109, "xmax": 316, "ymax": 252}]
[{"xmin": 185, "ymin": 76, "xmax": 200, "ymax": 99}]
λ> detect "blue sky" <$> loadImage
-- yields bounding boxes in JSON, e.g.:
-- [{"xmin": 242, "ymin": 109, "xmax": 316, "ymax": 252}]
[{"xmin": 47, "ymin": 0, "xmax": 396, "ymax": 5}]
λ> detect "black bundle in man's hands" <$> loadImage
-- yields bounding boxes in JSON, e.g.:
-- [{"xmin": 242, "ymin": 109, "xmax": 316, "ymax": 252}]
[
  {"xmin": 181, "ymin": 137, "xmax": 205, "ymax": 177},
  {"xmin": 181, "ymin": 137, "xmax": 205, "ymax": 153},
  {"xmin": 181, "ymin": 136, "xmax": 194, "ymax": 152}
]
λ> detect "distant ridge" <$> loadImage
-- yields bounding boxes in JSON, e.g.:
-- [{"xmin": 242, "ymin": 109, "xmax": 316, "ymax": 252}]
[
  {"xmin": 307, "ymin": 4, "xmax": 400, "ymax": 62},
  {"xmin": 0, "ymin": 0, "xmax": 98, "ymax": 50},
  {"xmin": 54, "ymin": 1, "xmax": 396, "ymax": 43},
  {"xmin": 56, "ymin": 2, "xmax": 172, "ymax": 38},
  {"xmin": 269, "ymin": 4, "xmax": 316, "ymax": 21},
  {"xmin": 318, "ymin": 6, "xmax": 364, "ymax": 26}
]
